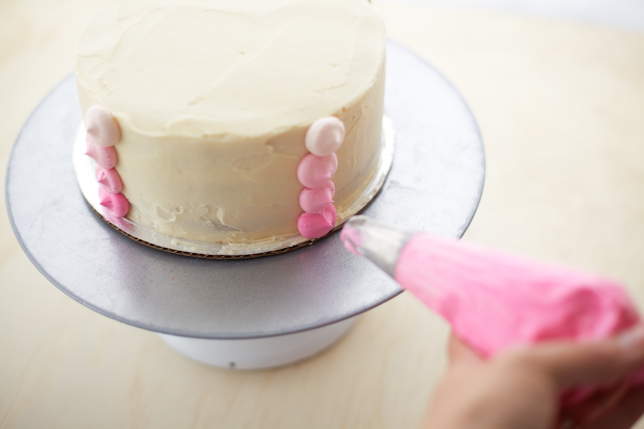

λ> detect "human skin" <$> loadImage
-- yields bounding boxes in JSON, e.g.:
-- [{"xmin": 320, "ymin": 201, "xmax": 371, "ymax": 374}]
[{"xmin": 423, "ymin": 325, "xmax": 644, "ymax": 429}]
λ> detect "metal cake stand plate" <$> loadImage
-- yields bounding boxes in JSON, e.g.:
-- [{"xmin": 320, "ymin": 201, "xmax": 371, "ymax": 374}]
[{"xmin": 6, "ymin": 42, "xmax": 485, "ymax": 370}]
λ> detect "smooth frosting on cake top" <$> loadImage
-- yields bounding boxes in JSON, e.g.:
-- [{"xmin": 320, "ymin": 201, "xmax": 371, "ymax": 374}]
[{"xmin": 77, "ymin": 0, "xmax": 384, "ymax": 139}]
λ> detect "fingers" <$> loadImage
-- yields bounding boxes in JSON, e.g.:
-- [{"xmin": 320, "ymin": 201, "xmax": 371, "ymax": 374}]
[
  {"xmin": 586, "ymin": 386, "xmax": 644, "ymax": 429},
  {"xmin": 582, "ymin": 382, "xmax": 630, "ymax": 425},
  {"xmin": 501, "ymin": 324, "xmax": 644, "ymax": 390},
  {"xmin": 562, "ymin": 382, "xmax": 630, "ymax": 426},
  {"xmin": 447, "ymin": 334, "xmax": 483, "ymax": 366}
]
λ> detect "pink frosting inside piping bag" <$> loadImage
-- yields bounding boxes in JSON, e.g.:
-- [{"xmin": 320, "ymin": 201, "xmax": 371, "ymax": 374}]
[
  {"xmin": 95, "ymin": 166, "xmax": 123, "ymax": 194},
  {"xmin": 299, "ymin": 181, "xmax": 335, "ymax": 214},
  {"xmin": 305, "ymin": 117, "xmax": 345, "ymax": 157},
  {"xmin": 99, "ymin": 188, "xmax": 130, "ymax": 218},
  {"xmin": 394, "ymin": 233, "xmax": 644, "ymax": 403},
  {"xmin": 86, "ymin": 136, "xmax": 118, "ymax": 169},
  {"xmin": 85, "ymin": 104, "xmax": 121, "ymax": 147},
  {"xmin": 297, "ymin": 204, "xmax": 337, "ymax": 239},
  {"xmin": 340, "ymin": 225, "xmax": 361, "ymax": 256},
  {"xmin": 297, "ymin": 153, "xmax": 338, "ymax": 188}
]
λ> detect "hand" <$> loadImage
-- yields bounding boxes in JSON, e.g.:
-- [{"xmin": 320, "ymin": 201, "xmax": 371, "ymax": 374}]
[{"xmin": 422, "ymin": 325, "xmax": 644, "ymax": 429}]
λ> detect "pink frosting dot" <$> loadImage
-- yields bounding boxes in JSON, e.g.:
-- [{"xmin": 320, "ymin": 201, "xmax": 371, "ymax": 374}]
[
  {"xmin": 85, "ymin": 105, "xmax": 121, "ymax": 147},
  {"xmin": 297, "ymin": 153, "xmax": 337, "ymax": 188},
  {"xmin": 95, "ymin": 166, "xmax": 123, "ymax": 194},
  {"xmin": 299, "ymin": 181, "xmax": 335, "ymax": 214},
  {"xmin": 86, "ymin": 135, "xmax": 118, "ymax": 169},
  {"xmin": 99, "ymin": 188, "xmax": 130, "ymax": 218},
  {"xmin": 305, "ymin": 117, "xmax": 345, "ymax": 157},
  {"xmin": 297, "ymin": 204, "xmax": 337, "ymax": 239}
]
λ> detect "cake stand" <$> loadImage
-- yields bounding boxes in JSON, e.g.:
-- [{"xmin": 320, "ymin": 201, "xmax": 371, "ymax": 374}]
[{"xmin": 6, "ymin": 42, "xmax": 485, "ymax": 369}]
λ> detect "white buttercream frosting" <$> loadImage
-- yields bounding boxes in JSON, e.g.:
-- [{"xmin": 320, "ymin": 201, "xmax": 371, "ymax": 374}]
[{"xmin": 76, "ymin": 0, "xmax": 386, "ymax": 248}]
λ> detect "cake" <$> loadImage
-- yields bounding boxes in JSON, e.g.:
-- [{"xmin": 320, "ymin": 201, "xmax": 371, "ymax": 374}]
[{"xmin": 75, "ymin": 0, "xmax": 387, "ymax": 256}]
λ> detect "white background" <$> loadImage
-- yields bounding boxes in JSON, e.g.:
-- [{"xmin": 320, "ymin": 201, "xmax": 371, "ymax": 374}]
[{"xmin": 403, "ymin": 0, "xmax": 644, "ymax": 32}]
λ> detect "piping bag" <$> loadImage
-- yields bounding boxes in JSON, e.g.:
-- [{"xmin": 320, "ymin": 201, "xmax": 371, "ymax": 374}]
[{"xmin": 341, "ymin": 216, "xmax": 644, "ymax": 404}]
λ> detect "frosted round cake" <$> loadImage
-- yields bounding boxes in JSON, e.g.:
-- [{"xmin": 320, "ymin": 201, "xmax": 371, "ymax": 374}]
[{"xmin": 75, "ymin": 0, "xmax": 387, "ymax": 256}]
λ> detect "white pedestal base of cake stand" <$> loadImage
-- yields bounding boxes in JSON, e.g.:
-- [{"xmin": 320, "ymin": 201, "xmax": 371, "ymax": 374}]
[
  {"xmin": 6, "ymin": 41, "xmax": 485, "ymax": 371},
  {"xmin": 158, "ymin": 317, "xmax": 357, "ymax": 370}
]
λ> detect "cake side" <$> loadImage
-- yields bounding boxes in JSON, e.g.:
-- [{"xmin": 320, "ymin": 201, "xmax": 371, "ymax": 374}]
[{"xmin": 76, "ymin": 0, "xmax": 386, "ymax": 248}]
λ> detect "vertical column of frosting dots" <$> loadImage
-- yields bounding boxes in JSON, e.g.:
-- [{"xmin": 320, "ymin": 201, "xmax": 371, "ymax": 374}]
[
  {"xmin": 84, "ymin": 105, "xmax": 130, "ymax": 218},
  {"xmin": 296, "ymin": 117, "xmax": 346, "ymax": 239}
]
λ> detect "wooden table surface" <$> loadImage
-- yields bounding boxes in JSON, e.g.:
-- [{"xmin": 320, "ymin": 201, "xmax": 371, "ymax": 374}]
[{"xmin": 2, "ymin": 1, "xmax": 643, "ymax": 428}]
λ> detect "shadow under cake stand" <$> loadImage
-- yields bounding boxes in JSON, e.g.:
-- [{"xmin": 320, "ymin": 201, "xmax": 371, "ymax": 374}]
[{"xmin": 6, "ymin": 42, "xmax": 485, "ymax": 370}]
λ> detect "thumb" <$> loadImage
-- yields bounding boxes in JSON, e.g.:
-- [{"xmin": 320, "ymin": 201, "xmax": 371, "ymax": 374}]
[{"xmin": 503, "ymin": 324, "xmax": 644, "ymax": 390}]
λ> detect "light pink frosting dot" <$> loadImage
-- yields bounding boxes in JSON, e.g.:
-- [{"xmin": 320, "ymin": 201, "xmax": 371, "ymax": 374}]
[
  {"xmin": 305, "ymin": 117, "xmax": 345, "ymax": 157},
  {"xmin": 299, "ymin": 181, "xmax": 335, "ymax": 214},
  {"xmin": 99, "ymin": 188, "xmax": 130, "ymax": 218},
  {"xmin": 95, "ymin": 166, "xmax": 123, "ymax": 194},
  {"xmin": 297, "ymin": 153, "xmax": 338, "ymax": 188},
  {"xmin": 297, "ymin": 204, "xmax": 337, "ymax": 239},
  {"xmin": 85, "ymin": 105, "xmax": 121, "ymax": 147},
  {"xmin": 86, "ymin": 136, "xmax": 118, "ymax": 169}
]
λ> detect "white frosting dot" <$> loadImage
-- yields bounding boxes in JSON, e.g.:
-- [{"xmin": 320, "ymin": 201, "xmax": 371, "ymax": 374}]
[
  {"xmin": 305, "ymin": 117, "xmax": 345, "ymax": 157},
  {"xmin": 85, "ymin": 105, "xmax": 121, "ymax": 147}
]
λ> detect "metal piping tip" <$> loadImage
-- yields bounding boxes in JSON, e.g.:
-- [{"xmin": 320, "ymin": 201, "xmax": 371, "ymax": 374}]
[{"xmin": 341, "ymin": 216, "xmax": 415, "ymax": 277}]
